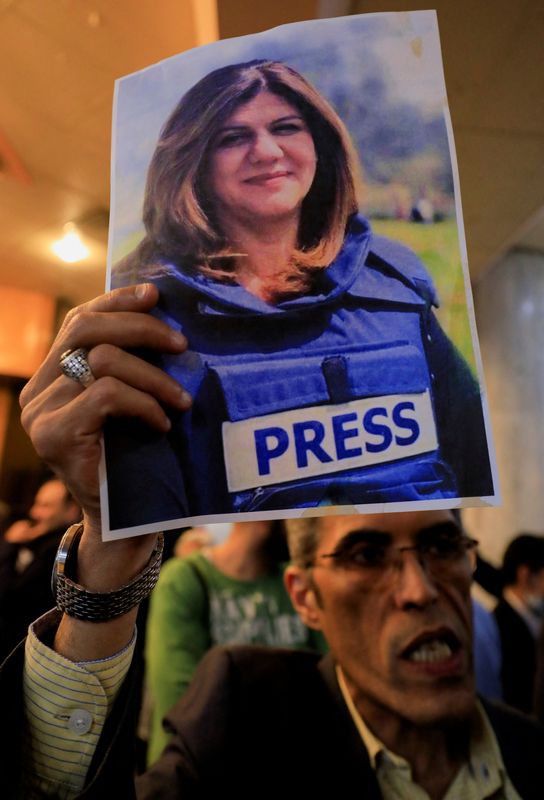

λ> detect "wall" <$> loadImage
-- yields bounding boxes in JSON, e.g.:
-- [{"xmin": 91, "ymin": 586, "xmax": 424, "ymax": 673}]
[
  {"xmin": 464, "ymin": 248, "xmax": 544, "ymax": 565},
  {"xmin": 217, "ymin": 0, "xmax": 317, "ymax": 38},
  {"xmin": 0, "ymin": 287, "xmax": 56, "ymax": 521}
]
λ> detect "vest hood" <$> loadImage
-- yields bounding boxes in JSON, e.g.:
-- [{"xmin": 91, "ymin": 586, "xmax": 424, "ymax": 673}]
[{"xmin": 157, "ymin": 213, "xmax": 438, "ymax": 318}]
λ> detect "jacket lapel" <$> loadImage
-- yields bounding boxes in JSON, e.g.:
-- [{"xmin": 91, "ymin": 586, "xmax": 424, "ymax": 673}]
[{"xmin": 318, "ymin": 653, "xmax": 383, "ymax": 799}]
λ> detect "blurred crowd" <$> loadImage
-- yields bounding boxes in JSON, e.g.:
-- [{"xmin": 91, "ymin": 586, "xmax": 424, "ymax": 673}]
[{"xmin": 0, "ymin": 478, "xmax": 80, "ymax": 662}]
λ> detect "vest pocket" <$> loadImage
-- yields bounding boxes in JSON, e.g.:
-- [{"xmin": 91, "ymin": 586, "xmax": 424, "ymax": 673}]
[
  {"xmin": 234, "ymin": 455, "xmax": 457, "ymax": 511},
  {"xmin": 205, "ymin": 343, "xmax": 452, "ymax": 509}
]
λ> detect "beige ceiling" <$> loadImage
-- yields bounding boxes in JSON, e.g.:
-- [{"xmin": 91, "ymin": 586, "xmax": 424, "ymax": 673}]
[{"xmin": 0, "ymin": 0, "xmax": 542, "ymax": 308}]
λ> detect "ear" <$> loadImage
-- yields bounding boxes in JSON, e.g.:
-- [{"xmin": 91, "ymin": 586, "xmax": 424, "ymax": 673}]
[{"xmin": 284, "ymin": 566, "xmax": 322, "ymax": 630}]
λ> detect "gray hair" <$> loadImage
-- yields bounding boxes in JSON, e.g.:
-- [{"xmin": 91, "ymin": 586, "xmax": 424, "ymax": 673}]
[{"xmin": 285, "ymin": 518, "xmax": 323, "ymax": 567}]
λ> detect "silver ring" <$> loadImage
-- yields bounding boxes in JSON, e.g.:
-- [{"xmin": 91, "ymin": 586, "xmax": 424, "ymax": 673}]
[{"xmin": 60, "ymin": 348, "xmax": 95, "ymax": 387}]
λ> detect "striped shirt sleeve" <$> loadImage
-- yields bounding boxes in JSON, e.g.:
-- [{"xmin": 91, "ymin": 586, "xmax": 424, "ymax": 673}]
[{"xmin": 22, "ymin": 610, "xmax": 135, "ymax": 799}]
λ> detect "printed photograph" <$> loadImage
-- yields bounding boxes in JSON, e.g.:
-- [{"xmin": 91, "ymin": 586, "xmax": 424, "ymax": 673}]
[{"xmin": 101, "ymin": 10, "xmax": 498, "ymax": 539}]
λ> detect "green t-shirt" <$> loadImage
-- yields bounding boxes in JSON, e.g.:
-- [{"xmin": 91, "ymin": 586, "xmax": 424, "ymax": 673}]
[{"xmin": 145, "ymin": 552, "xmax": 325, "ymax": 763}]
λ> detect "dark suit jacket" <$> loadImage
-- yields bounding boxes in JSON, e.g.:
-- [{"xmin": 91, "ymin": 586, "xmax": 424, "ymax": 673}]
[
  {"xmin": 2, "ymin": 643, "xmax": 544, "ymax": 799},
  {"xmin": 494, "ymin": 598, "xmax": 537, "ymax": 713},
  {"xmin": 0, "ymin": 527, "xmax": 63, "ymax": 662}
]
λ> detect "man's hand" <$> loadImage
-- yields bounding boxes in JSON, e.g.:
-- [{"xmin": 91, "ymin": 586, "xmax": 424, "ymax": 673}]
[
  {"xmin": 20, "ymin": 283, "xmax": 190, "ymax": 528},
  {"xmin": 19, "ymin": 283, "xmax": 191, "ymax": 659}
]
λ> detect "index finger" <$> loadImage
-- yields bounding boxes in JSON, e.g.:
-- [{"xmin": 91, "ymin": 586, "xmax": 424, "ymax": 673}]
[
  {"xmin": 77, "ymin": 283, "xmax": 159, "ymax": 314},
  {"xmin": 21, "ymin": 284, "xmax": 184, "ymax": 408}
]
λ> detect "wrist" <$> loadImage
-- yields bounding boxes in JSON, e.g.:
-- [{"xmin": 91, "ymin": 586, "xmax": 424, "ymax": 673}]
[
  {"xmin": 78, "ymin": 514, "xmax": 158, "ymax": 592},
  {"xmin": 53, "ymin": 523, "xmax": 163, "ymax": 623}
]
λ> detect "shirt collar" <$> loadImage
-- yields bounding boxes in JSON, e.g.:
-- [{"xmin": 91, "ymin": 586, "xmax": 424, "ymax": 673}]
[
  {"xmin": 336, "ymin": 664, "xmax": 512, "ymax": 795},
  {"xmin": 336, "ymin": 664, "xmax": 384, "ymax": 769}
]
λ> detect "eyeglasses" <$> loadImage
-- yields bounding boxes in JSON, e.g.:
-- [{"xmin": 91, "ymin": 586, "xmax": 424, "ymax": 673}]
[{"xmin": 308, "ymin": 529, "xmax": 478, "ymax": 585}]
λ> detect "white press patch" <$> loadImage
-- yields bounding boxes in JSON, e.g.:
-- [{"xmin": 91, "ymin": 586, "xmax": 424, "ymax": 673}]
[{"xmin": 222, "ymin": 391, "xmax": 438, "ymax": 492}]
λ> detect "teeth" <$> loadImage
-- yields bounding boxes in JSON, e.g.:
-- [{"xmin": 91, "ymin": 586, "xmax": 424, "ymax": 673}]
[{"xmin": 408, "ymin": 639, "xmax": 453, "ymax": 663}]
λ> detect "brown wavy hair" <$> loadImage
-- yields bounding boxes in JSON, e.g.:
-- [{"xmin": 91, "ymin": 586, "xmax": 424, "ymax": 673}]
[{"xmin": 114, "ymin": 60, "xmax": 363, "ymax": 298}]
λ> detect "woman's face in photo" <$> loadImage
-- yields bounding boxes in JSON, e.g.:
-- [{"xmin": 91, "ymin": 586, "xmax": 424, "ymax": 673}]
[{"xmin": 207, "ymin": 90, "xmax": 317, "ymax": 229}]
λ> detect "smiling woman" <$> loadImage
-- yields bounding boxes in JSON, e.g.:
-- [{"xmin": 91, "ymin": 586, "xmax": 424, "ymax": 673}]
[
  {"xmin": 115, "ymin": 60, "xmax": 360, "ymax": 300},
  {"xmin": 107, "ymin": 59, "xmax": 494, "ymax": 532}
]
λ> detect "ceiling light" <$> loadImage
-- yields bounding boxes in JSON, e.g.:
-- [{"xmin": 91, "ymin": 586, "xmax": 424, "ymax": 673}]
[{"xmin": 52, "ymin": 223, "xmax": 90, "ymax": 263}]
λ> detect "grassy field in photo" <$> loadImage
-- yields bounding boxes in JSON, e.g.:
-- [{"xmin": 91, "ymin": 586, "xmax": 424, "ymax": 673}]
[{"xmin": 372, "ymin": 218, "xmax": 477, "ymax": 376}]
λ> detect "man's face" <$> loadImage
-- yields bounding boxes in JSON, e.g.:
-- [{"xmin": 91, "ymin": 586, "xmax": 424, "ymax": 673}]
[
  {"xmin": 531, "ymin": 568, "xmax": 544, "ymax": 596},
  {"xmin": 289, "ymin": 511, "xmax": 475, "ymax": 728},
  {"xmin": 524, "ymin": 566, "xmax": 544, "ymax": 611},
  {"xmin": 30, "ymin": 479, "xmax": 75, "ymax": 532}
]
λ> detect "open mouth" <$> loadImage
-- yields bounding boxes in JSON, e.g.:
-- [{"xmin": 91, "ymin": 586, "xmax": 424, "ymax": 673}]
[{"xmin": 400, "ymin": 629, "xmax": 461, "ymax": 665}]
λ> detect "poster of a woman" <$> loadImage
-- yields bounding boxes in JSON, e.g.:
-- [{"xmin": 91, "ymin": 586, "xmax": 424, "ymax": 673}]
[{"xmin": 102, "ymin": 11, "xmax": 497, "ymax": 539}]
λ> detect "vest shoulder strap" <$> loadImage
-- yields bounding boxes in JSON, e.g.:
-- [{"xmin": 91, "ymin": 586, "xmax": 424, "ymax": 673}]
[{"xmin": 369, "ymin": 234, "xmax": 439, "ymax": 308}]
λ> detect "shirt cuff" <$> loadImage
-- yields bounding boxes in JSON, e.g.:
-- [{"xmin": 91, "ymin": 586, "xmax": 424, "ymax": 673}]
[{"xmin": 22, "ymin": 609, "xmax": 135, "ymax": 799}]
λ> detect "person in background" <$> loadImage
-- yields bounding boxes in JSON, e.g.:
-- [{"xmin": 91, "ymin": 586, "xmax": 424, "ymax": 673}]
[
  {"xmin": 173, "ymin": 526, "xmax": 214, "ymax": 558},
  {"xmin": 533, "ymin": 622, "xmax": 544, "ymax": 724},
  {"xmin": 472, "ymin": 598, "xmax": 502, "ymax": 701},
  {"xmin": 145, "ymin": 518, "xmax": 324, "ymax": 763},
  {"xmin": 0, "ymin": 498, "xmax": 10, "ymax": 534},
  {"xmin": 134, "ymin": 527, "xmax": 213, "ymax": 770},
  {"xmin": 458, "ymin": 509, "xmax": 502, "ymax": 701},
  {"xmin": 474, "ymin": 552, "xmax": 503, "ymax": 600},
  {"xmin": 0, "ymin": 477, "xmax": 80, "ymax": 661},
  {"xmin": 494, "ymin": 533, "xmax": 544, "ymax": 713}
]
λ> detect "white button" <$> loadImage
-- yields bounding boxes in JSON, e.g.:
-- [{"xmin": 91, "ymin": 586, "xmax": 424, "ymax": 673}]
[
  {"xmin": 68, "ymin": 709, "xmax": 93, "ymax": 734},
  {"xmin": 427, "ymin": 333, "xmax": 432, "ymax": 342},
  {"xmin": 430, "ymin": 372, "xmax": 436, "ymax": 381}
]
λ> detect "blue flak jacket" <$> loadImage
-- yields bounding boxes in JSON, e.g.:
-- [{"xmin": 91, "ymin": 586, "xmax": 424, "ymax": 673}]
[{"xmin": 106, "ymin": 214, "xmax": 493, "ymax": 530}]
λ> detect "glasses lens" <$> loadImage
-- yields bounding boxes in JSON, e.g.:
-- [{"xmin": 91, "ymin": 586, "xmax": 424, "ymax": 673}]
[
  {"xmin": 321, "ymin": 532, "xmax": 477, "ymax": 582},
  {"xmin": 425, "ymin": 536, "xmax": 467, "ymax": 560},
  {"xmin": 335, "ymin": 536, "xmax": 474, "ymax": 572},
  {"xmin": 424, "ymin": 536, "xmax": 476, "ymax": 578},
  {"xmin": 335, "ymin": 541, "xmax": 390, "ymax": 569}
]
